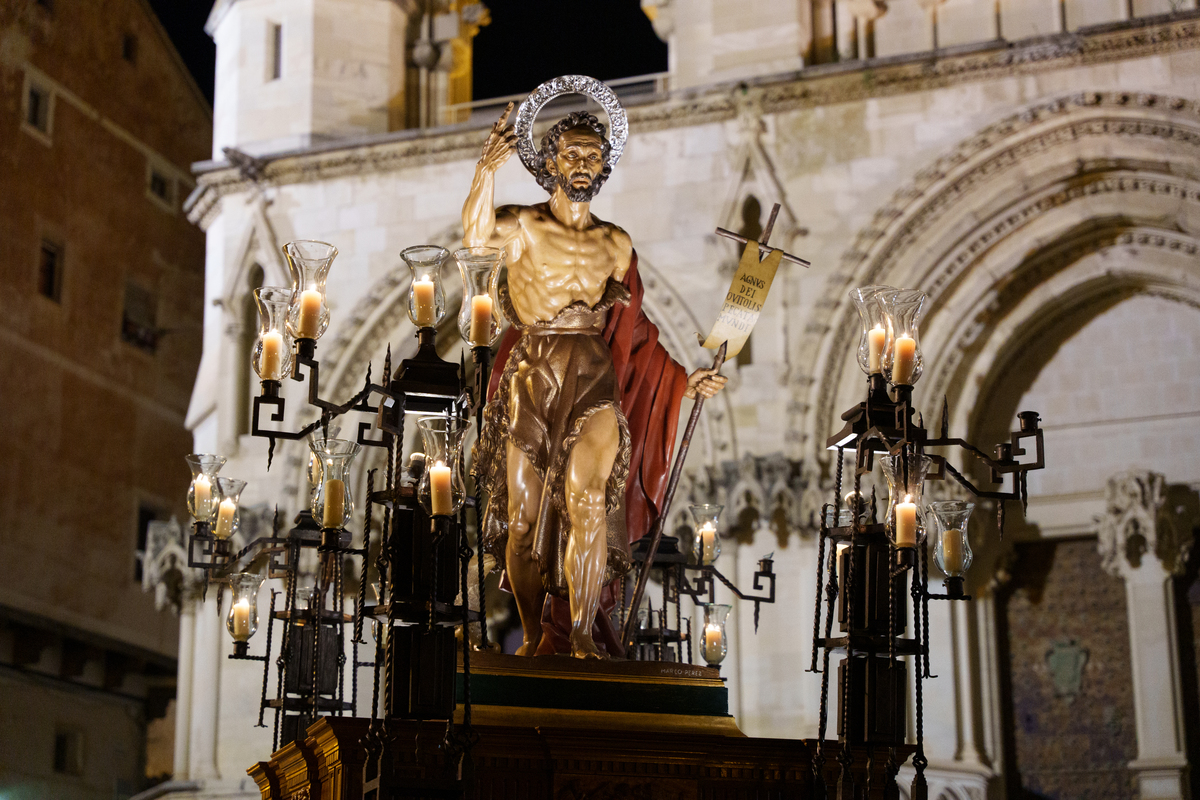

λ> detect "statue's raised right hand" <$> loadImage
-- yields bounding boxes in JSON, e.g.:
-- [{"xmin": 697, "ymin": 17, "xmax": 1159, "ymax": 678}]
[{"xmin": 480, "ymin": 102, "xmax": 517, "ymax": 173}]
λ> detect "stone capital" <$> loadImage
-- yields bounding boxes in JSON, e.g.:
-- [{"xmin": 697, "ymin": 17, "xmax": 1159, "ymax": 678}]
[
  {"xmin": 1097, "ymin": 470, "xmax": 1191, "ymax": 579},
  {"xmin": 846, "ymin": 0, "xmax": 887, "ymax": 22}
]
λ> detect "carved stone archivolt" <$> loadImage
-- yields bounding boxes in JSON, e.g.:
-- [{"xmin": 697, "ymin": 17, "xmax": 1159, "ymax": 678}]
[
  {"xmin": 1097, "ymin": 471, "xmax": 1192, "ymax": 577},
  {"xmin": 795, "ymin": 91, "xmax": 1200, "ymax": 465}
]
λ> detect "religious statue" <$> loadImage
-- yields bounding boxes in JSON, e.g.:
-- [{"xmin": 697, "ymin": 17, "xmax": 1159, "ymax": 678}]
[{"xmin": 465, "ymin": 77, "xmax": 726, "ymax": 659}]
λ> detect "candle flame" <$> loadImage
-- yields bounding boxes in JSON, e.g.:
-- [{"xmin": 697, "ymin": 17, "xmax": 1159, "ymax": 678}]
[{"xmin": 903, "ymin": 494, "xmax": 913, "ymax": 503}]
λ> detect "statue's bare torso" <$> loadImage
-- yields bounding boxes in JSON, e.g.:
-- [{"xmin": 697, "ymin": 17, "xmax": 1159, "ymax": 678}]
[{"xmin": 498, "ymin": 202, "xmax": 632, "ymax": 325}]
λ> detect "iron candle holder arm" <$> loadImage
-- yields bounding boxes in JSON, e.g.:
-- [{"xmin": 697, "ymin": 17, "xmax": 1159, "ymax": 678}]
[{"xmin": 698, "ymin": 562, "xmax": 777, "ymax": 633}]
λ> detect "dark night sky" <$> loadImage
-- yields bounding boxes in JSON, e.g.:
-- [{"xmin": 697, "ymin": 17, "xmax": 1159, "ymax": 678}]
[{"xmin": 147, "ymin": 1, "xmax": 666, "ymax": 110}]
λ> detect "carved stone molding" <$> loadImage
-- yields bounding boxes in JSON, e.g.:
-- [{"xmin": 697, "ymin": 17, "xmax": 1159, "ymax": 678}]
[
  {"xmin": 186, "ymin": 16, "xmax": 1200, "ymax": 223},
  {"xmin": 1097, "ymin": 470, "xmax": 1191, "ymax": 577}
]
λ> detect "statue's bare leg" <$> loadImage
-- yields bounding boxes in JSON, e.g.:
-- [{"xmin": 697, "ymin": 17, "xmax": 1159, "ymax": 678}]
[
  {"xmin": 506, "ymin": 441, "xmax": 545, "ymax": 656},
  {"xmin": 564, "ymin": 407, "xmax": 620, "ymax": 659}
]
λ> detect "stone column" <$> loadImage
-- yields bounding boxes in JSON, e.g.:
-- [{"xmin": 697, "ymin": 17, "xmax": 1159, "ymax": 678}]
[
  {"xmin": 1097, "ymin": 471, "xmax": 1191, "ymax": 800},
  {"xmin": 174, "ymin": 602, "xmax": 195, "ymax": 779},
  {"xmin": 188, "ymin": 593, "xmax": 223, "ymax": 781}
]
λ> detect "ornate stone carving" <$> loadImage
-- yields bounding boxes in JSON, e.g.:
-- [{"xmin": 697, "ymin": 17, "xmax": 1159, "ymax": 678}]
[
  {"xmin": 1097, "ymin": 471, "xmax": 1191, "ymax": 577},
  {"xmin": 142, "ymin": 517, "xmax": 203, "ymax": 613},
  {"xmin": 678, "ymin": 453, "xmax": 825, "ymax": 544},
  {"xmin": 141, "ymin": 505, "xmax": 278, "ymax": 613}
]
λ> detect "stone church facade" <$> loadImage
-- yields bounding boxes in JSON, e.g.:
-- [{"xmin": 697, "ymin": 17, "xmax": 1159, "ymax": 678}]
[{"xmin": 163, "ymin": 1, "xmax": 1200, "ymax": 797}]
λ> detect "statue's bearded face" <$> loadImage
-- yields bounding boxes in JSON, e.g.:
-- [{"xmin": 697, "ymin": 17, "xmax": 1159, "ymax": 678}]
[{"xmin": 545, "ymin": 127, "xmax": 606, "ymax": 202}]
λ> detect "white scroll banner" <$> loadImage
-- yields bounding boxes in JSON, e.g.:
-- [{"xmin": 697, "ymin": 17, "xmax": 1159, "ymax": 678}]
[{"xmin": 700, "ymin": 240, "xmax": 784, "ymax": 359}]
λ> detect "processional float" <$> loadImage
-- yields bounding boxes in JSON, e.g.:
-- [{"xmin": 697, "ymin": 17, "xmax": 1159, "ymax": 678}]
[{"xmin": 177, "ymin": 75, "xmax": 1045, "ymax": 800}]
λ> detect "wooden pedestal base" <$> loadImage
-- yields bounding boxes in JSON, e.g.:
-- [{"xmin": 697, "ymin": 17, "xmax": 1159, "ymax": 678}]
[{"xmin": 248, "ymin": 653, "xmax": 909, "ymax": 799}]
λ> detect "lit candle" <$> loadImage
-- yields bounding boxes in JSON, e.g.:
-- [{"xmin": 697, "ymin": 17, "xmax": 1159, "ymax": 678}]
[
  {"xmin": 468, "ymin": 294, "xmax": 493, "ymax": 346},
  {"xmin": 895, "ymin": 495, "xmax": 917, "ymax": 548},
  {"xmin": 296, "ymin": 289, "xmax": 323, "ymax": 339},
  {"xmin": 892, "ymin": 335, "xmax": 917, "ymax": 385},
  {"xmin": 867, "ymin": 325, "xmax": 886, "ymax": 374},
  {"xmin": 698, "ymin": 522, "xmax": 718, "ymax": 565},
  {"xmin": 214, "ymin": 497, "xmax": 237, "ymax": 539},
  {"xmin": 193, "ymin": 474, "xmax": 213, "ymax": 520},
  {"xmin": 231, "ymin": 598, "xmax": 251, "ymax": 641},
  {"xmin": 322, "ymin": 477, "xmax": 346, "ymax": 528},
  {"xmin": 702, "ymin": 624, "xmax": 724, "ymax": 663},
  {"xmin": 429, "ymin": 461, "xmax": 453, "ymax": 516},
  {"xmin": 942, "ymin": 528, "xmax": 965, "ymax": 574},
  {"xmin": 260, "ymin": 330, "xmax": 285, "ymax": 380},
  {"xmin": 413, "ymin": 278, "xmax": 436, "ymax": 327}
]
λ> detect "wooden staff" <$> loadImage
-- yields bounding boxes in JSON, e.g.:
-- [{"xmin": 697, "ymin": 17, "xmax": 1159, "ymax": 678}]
[{"xmin": 621, "ymin": 340, "xmax": 727, "ymax": 652}]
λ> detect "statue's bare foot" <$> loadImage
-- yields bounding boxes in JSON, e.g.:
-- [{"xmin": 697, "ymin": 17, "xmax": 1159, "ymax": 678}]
[
  {"xmin": 569, "ymin": 630, "xmax": 607, "ymax": 660},
  {"xmin": 515, "ymin": 640, "xmax": 538, "ymax": 656}
]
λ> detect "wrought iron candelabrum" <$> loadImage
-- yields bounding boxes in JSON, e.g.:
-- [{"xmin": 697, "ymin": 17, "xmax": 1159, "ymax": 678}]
[
  {"xmin": 625, "ymin": 504, "xmax": 777, "ymax": 667},
  {"xmin": 182, "ymin": 241, "xmax": 504, "ymax": 789},
  {"xmin": 807, "ymin": 285, "xmax": 1045, "ymax": 799}
]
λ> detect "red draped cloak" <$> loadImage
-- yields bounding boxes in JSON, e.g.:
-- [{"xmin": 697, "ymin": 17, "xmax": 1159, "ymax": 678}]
[{"xmin": 487, "ymin": 252, "xmax": 688, "ymax": 656}]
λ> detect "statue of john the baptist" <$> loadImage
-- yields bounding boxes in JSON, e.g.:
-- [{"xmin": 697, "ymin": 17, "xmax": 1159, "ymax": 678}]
[{"xmin": 466, "ymin": 77, "xmax": 726, "ymax": 659}]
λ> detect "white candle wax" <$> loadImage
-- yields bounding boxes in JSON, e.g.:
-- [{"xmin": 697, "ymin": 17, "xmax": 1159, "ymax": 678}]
[
  {"xmin": 702, "ymin": 624, "xmax": 724, "ymax": 664},
  {"xmin": 193, "ymin": 474, "xmax": 213, "ymax": 520},
  {"xmin": 430, "ymin": 462, "xmax": 453, "ymax": 516},
  {"xmin": 296, "ymin": 289, "xmax": 323, "ymax": 339},
  {"xmin": 468, "ymin": 294, "xmax": 493, "ymax": 346},
  {"xmin": 892, "ymin": 335, "xmax": 917, "ymax": 385},
  {"xmin": 698, "ymin": 523, "xmax": 718, "ymax": 564},
  {"xmin": 867, "ymin": 325, "xmax": 886, "ymax": 373},
  {"xmin": 260, "ymin": 330, "xmax": 285, "ymax": 380},
  {"xmin": 413, "ymin": 279, "xmax": 436, "ymax": 327},
  {"xmin": 214, "ymin": 497, "xmax": 237, "ymax": 539},
  {"xmin": 942, "ymin": 528, "xmax": 965, "ymax": 574},
  {"xmin": 322, "ymin": 478, "xmax": 346, "ymax": 528},
  {"xmin": 231, "ymin": 598, "xmax": 251, "ymax": 641},
  {"xmin": 895, "ymin": 497, "xmax": 917, "ymax": 548}
]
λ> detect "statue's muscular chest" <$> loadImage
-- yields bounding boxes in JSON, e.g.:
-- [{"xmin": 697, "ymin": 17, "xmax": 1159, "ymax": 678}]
[{"xmin": 508, "ymin": 219, "xmax": 619, "ymax": 322}]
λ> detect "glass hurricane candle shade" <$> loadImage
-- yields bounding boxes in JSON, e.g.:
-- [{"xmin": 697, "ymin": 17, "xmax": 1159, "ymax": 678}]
[
  {"xmin": 880, "ymin": 288, "xmax": 927, "ymax": 386},
  {"xmin": 416, "ymin": 416, "xmax": 467, "ymax": 517},
  {"xmin": 308, "ymin": 436, "xmax": 361, "ymax": 529},
  {"xmin": 253, "ymin": 287, "xmax": 294, "ymax": 381},
  {"xmin": 306, "ymin": 425, "xmax": 341, "ymax": 514},
  {"xmin": 879, "ymin": 452, "xmax": 932, "ymax": 548},
  {"xmin": 929, "ymin": 500, "xmax": 975, "ymax": 578},
  {"xmin": 688, "ymin": 504, "xmax": 723, "ymax": 566},
  {"xmin": 284, "ymin": 240, "xmax": 337, "ymax": 341},
  {"xmin": 700, "ymin": 603, "xmax": 731, "ymax": 666},
  {"xmin": 454, "ymin": 247, "xmax": 503, "ymax": 347},
  {"xmin": 186, "ymin": 454, "xmax": 226, "ymax": 522},
  {"xmin": 402, "ymin": 245, "xmax": 450, "ymax": 329},
  {"xmin": 849, "ymin": 285, "xmax": 895, "ymax": 376},
  {"xmin": 227, "ymin": 572, "xmax": 264, "ymax": 642},
  {"xmin": 212, "ymin": 477, "xmax": 248, "ymax": 540}
]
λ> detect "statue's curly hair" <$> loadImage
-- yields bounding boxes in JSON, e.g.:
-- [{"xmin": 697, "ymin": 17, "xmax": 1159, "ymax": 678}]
[{"xmin": 533, "ymin": 111, "xmax": 612, "ymax": 195}]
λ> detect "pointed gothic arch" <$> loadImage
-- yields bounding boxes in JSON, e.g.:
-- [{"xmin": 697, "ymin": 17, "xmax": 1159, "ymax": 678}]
[{"xmin": 795, "ymin": 91, "xmax": 1200, "ymax": 472}]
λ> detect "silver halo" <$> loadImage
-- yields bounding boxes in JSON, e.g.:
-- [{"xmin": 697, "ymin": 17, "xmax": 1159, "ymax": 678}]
[{"xmin": 514, "ymin": 75, "xmax": 628, "ymax": 176}]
